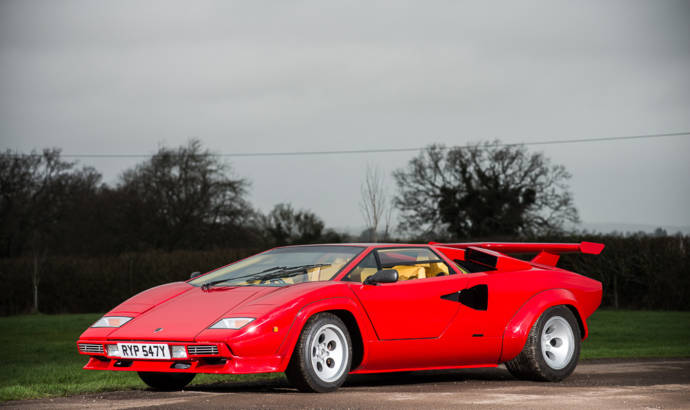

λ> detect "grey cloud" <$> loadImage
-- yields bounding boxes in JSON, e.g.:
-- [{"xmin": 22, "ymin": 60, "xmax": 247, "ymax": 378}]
[{"xmin": 1, "ymin": 0, "xmax": 689, "ymax": 229}]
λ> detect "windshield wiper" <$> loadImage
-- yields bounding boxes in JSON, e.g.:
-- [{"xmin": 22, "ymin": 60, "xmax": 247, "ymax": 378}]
[
  {"xmin": 252, "ymin": 264, "xmax": 332, "ymax": 283},
  {"xmin": 200, "ymin": 265, "xmax": 288, "ymax": 290},
  {"xmin": 200, "ymin": 264, "xmax": 331, "ymax": 290}
]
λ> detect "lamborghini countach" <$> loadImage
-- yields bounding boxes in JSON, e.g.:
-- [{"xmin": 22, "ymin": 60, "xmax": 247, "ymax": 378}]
[{"xmin": 77, "ymin": 241, "xmax": 604, "ymax": 392}]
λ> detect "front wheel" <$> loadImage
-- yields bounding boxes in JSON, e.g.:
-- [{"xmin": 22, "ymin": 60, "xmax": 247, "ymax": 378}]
[
  {"xmin": 137, "ymin": 372, "xmax": 196, "ymax": 390},
  {"xmin": 505, "ymin": 305, "xmax": 581, "ymax": 381},
  {"xmin": 286, "ymin": 313, "xmax": 352, "ymax": 392}
]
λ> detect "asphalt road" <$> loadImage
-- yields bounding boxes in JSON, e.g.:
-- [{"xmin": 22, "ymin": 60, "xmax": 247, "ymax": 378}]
[{"xmin": 3, "ymin": 359, "xmax": 689, "ymax": 409}]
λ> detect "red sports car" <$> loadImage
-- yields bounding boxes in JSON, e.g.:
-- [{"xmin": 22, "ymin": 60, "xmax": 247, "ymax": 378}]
[{"xmin": 77, "ymin": 242, "xmax": 603, "ymax": 392}]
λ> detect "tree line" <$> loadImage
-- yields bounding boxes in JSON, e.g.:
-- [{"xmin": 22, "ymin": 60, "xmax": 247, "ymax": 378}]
[
  {"xmin": 0, "ymin": 232, "xmax": 687, "ymax": 315},
  {"xmin": 0, "ymin": 140, "xmax": 348, "ymax": 260},
  {"xmin": 1, "ymin": 139, "xmax": 584, "ymax": 260},
  {"xmin": 2, "ymin": 139, "xmax": 687, "ymax": 313}
]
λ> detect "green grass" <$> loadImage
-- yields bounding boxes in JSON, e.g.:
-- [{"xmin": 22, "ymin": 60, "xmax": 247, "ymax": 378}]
[
  {"xmin": 0, "ymin": 310, "xmax": 688, "ymax": 401},
  {"xmin": 0, "ymin": 314, "xmax": 280, "ymax": 401},
  {"xmin": 581, "ymin": 310, "xmax": 690, "ymax": 359}
]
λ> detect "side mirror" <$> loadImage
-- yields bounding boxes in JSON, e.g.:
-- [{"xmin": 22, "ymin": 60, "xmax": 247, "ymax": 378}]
[
  {"xmin": 190, "ymin": 271, "xmax": 202, "ymax": 279},
  {"xmin": 363, "ymin": 269, "xmax": 399, "ymax": 285}
]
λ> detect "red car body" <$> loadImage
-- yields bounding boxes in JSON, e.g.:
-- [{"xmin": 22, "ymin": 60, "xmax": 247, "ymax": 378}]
[{"xmin": 77, "ymin": 242, "xmax": 603, "ymax": 385}]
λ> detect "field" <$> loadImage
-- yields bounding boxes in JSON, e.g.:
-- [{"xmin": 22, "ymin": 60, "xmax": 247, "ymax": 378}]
[
  {"xmin": 583, "ymin": 310, "xmax": 690, "ymax": 358},
  {"xmin": 1, "ymin": 310, "xmax": 689, "ymax": 401}
]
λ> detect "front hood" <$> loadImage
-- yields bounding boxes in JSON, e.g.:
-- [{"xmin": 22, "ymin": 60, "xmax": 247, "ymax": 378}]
[{"xmin": 108, "ymin": 286, "xmax": 277, "ymax": 341}]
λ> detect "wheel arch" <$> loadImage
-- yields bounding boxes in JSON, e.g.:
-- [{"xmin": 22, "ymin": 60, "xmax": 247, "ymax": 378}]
[
  {"xmin": 277, "ymin": 297, "xmax": 371, "ymax": 372},
  {"xmin": 328, "ymin": 309, "xmax": 365, "ymax": 370},
  {"xmin": 499, "ymin": 289, "xmax": 587, "ymax": 363},
  {"xmin": 564, "ymin": 304, "xmax": 586, "ymax": 341}
]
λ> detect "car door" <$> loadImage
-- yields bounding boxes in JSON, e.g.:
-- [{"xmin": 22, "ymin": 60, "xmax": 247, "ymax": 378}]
[
  {"xmin": 346, "ymin": 247, "xmax": 467, "ymax": 340},
  {"xmin": 446, "ymin": 268, "xmax": 525, "ymax": 364}
]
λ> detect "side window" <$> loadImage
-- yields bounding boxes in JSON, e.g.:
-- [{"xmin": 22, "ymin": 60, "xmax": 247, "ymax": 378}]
[
  {"xmin": 377, "ymin": 248, "xmax": 452, "ymax": 281},
  {"xmin": 454, "ymin": 259, "xmax": 488, "ymax": 273},
  {"xmin": 343, "ymin": 252, "xmax": 378, "ymax": 283}
]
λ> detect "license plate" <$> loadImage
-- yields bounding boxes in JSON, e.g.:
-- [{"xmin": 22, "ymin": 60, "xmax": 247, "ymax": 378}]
[{"xmin": 116, "ymin": 343, "xmax": 170, "ymax": 359}]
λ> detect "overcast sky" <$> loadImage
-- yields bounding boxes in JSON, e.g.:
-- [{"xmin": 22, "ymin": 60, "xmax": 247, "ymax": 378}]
[{"xmin": 1, "ymin": 0, "xmax": 689, "ymax": 232}]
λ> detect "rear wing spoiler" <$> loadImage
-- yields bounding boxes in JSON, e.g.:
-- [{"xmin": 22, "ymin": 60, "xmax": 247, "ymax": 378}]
[
  {"xmin": 431, "ymin": 242, "xmax": 604, "ymax": 255},
  {"xmin": 430, "ymin": 241, "xmax": 605, "ymax": 269}
]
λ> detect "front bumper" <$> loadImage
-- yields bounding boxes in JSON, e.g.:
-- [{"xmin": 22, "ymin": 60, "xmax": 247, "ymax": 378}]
[{"xmin": 77, "ymin": 340, "xmax": 283, "ymax": 374}]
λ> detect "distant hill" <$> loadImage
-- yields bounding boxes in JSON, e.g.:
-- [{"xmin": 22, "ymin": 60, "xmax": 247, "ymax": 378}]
[
  {"xmin": 576, "ymin": 222, "xmax": 690, "ymax": 236},
  {"xmin": 334, "ymin": 223, "xmax": 690, "ymax": 238}
]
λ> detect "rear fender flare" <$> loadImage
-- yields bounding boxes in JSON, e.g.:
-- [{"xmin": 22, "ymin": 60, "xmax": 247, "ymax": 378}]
[
  {"xmin": 276, "ymin": 297, "xmax": 374, "ymax": 372},
  {"xmin": 499, "ymin": 289, "xmax": 587, "ymax": 363}
]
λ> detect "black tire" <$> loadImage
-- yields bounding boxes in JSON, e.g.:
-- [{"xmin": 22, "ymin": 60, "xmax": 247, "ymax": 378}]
[
  {"xmin": 286, "ymin": 313, "xmax": 352, "ymax": 392},
  {"xmin": 137, "ymin": 372, "xmax": 196, "ymax": 390},
  {"xmin": 505, "ymin": 305, "xmax": 581, "ymax": 382}
]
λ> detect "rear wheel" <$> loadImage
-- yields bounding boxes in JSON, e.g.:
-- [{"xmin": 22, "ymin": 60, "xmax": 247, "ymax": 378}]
[
  {"xmin": 286, "ymin": 313, "xmax": 352, "ymax": 392},
  {"xmin": 137, "ymin": 372, "xmax": 196, "ymax": 390},
  {"xmin": 505, "ymin": 305, "xmax": 580, "ymax": 381}
]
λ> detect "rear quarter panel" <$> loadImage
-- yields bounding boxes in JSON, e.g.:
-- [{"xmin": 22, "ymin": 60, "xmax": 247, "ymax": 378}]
[{"xmin": 485, "ymin": 268, "xmax": 602, "ymax": 363}]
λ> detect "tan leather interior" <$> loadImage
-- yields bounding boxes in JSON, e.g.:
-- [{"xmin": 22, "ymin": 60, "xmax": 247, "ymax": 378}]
[
  {"xmin": 416, "ymin": 262, "xmax": 450, "ymax": 277},
  {"xmin": 410, "ymin": 254, "xmax": 451, "ymax": 279},
  {"xmin": 307, "ymin": 258, "xmax": 347, "ymax": 281},
  {"xmin": 351, "ymin": 263, "xmax": 451, "ymax": 283},
  {"xmin": 357, "ymin": 267, "xmax": 379, "ymax": 283},
  {"xmin": 392, "ymin": 265, "xmax": 426, "ymax": 280}
]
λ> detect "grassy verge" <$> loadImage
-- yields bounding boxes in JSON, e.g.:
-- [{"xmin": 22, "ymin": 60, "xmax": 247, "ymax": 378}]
[
  {"xmin": 1, "ymin": 310, "xmax": 688, "ymax": 401},
  {"xmin": 581, "ymin": 310, "xmax": 690, "ymax": 359},
  {"xmin": 0, "ymin": 314, "xmax": 280, "ymax": 401}
]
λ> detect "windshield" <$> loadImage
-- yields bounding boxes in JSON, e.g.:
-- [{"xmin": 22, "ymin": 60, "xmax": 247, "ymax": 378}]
[{"xmin": 188, "ymin": 245, "xmax": 365, "ymax": 287}]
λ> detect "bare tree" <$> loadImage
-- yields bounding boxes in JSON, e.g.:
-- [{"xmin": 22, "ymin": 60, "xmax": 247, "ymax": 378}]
[
  {"xmin": 359, "ymin": 164, "xmax": 392, "ymax": 242},
  {"xmin": 382, "ymin": 203, "xmax": 395, "ymax": 242},
  {"xmin": 0, "ymin": 148, "xmax": 101, "ymax": 312},
  {"xmin": 393, "ymin": 142, "xmax": 579, "ymax": 239},
  {"xmin": 259, "ymin": 203, "xmax": 328, "ymax": 246},
  {"xmin": 117, "ymin": 139, "xmax": 251, "ymax": 250}
]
